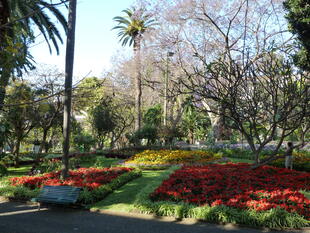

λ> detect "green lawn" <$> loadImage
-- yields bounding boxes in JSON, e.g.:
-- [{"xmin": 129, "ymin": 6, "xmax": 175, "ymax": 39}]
[
  {"xmin": 90, "ymin": 169, "xmax": 175, "ymax": 212},
  {"xmin": 7, "ymin": 165, "xmax": 32, "ymax": 177},
  {"xmin": 227, "ymin": 157, "xmax": 254, "ymax": 163},
  {"xmin": 89, "ymin": 158, "xmax": 255, "ymax": 213}
]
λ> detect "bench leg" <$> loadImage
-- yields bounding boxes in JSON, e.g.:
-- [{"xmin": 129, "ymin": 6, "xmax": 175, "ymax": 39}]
[{"xmin": 38, "ymin": 203, "xmax": 41, "ymax": 211}]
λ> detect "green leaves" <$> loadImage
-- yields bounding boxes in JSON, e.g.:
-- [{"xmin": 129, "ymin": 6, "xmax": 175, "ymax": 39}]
[
  {"xmin": 112, "ymin": 6, "xmax": 157, "ymax": 48},
  {"xmin": 284, "ymin": 0, "xmax": 310, "ymax": 70}
]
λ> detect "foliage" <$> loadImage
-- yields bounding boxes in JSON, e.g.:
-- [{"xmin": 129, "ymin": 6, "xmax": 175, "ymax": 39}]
[
  {"xmin": 73, "ymin": 134, "xmax": 96, "ymax": 152},
  {"xmin": 73, "ymin": 77, "xmax": 106, "ymax": 112},
  {"xmin": 0, "ymin": 0, "xmax": 67, "ymax": 111},
  {"xmin": 125, "ymin": 149, "xmax": 222, "ymax": 166},
  {"xmin": 207, "ymin": 147, "xmax": 255, "ymax": 160},
  {"xmin": 180, "ymin": 98, "xmax": 210, "ymax": 143},
  {"xmin": 0, "ymin": 120, "xmax": 10, "ymax": 149},
  {"xmin": 34, "ymin": 158, "xmax": 80, "ymax": 174},
  {"xmin": 3, "ymin": 81, "xmax": 37, "ymax": 165},
  {"xmin": 90, "ymin": 98, "xmax": 117, "ymax": 148},
  {"xmin": 91, "ymin": 101, "xmax": 116, "ymax": 135},
  {"xmin": 4, "ymin": 0, "xmax": 67, "ymax": 54},
  {"xmin": 262, "ymin": 152, "xmax": 310, "ymax": 172},
  {"xmin": 0, "ymin": 162, "xmax": 8, "ymax": 176},
  {"xmin": 143, "ymin": 104, "xmax": 162, "ymax": 126},
  {"xmin": 128, "ymin": 125, "xmax": 158, "ymax": 145},
  {"xmin": 112, "ymin": 6, "xmax": 157, "ymax": 47},
  {"xmin": 284, "ymin": 0, "xmax": 310, "ymax": 70},
  {"xmin": 157, "ymin": 126, "xmax": 183, "ymax": 144},
  {"xmin": 0, "ymin": 185, "xmax": 40, "ymax": 201},
  {"xmin": 93, "ymin": 156, "xmax": 120, "ymax": 168}
]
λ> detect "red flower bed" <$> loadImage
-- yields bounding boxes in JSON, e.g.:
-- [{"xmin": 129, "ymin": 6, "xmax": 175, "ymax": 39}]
[
  {"xmin": 10, "ymin": 167, "xmax": 133, "ymax": 190},
  {"xmin": 150, "ymin": 163, "xmax": 310, "ymax": 219}
]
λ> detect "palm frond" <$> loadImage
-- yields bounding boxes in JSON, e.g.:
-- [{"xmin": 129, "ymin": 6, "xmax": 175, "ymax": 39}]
[
  {"xmin": 122, "ymin": 8, "xmax": 134, "ymax": 17},
  {"xmin": 112, "ymin": 6, "xmax": 157, "ymax": 48}
]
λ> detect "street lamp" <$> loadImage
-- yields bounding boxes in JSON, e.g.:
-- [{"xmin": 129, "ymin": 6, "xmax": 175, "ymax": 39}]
[{"xmin": 164, "ymin": 51, "xmax": 174, "ymax": 126}]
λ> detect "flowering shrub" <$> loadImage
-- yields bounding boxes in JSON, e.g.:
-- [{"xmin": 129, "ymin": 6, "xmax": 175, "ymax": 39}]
[
  {"xmin": 10, "ymin": 167, "xmax": 133, "ymax": 190},
  {"xmin": 125, "ymin": 150, "xmax": 221, "ymax": 166},
  {"xmin": 150, "ymin": 163, "xmax": 310, "ymax": 219}
]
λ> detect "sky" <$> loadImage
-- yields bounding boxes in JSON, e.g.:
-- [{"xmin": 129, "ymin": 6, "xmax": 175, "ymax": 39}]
[{"xmin": 29, "ymin": 0, "xmax": 135, "ymax": 78}]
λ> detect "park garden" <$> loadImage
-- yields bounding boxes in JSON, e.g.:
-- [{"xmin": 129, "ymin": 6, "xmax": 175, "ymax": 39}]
[
  {"xmin": 0, "ymin": 0, "xmax": 309, "ymax": 231},
  {"xmin": 0, "ymin": 148, "xmax": 309, "ymax": 229}
]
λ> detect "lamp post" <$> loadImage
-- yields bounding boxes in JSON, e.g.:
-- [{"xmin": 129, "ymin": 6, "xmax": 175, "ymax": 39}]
[{"xmin": 163, "ymin": 51, "xmax": 174, "ymax": 126}]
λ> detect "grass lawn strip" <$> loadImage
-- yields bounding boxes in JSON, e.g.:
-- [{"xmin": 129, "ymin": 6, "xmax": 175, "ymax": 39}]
[
  {"xmin": 227, "ymin": 158, "xmax": 254, "ymax": 163},
  {"xmin": 90, "ymin": 166, "xmax": 179, "ymax": 212},
  {"xmin": 7, "ymin": 165, "xmax": 32, "ymax": 177}
]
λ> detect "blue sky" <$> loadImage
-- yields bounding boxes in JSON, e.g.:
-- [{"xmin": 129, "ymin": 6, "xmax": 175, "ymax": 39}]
[{"xmin": 29, "ymin": 0, "xmax": 134, "ymax": 77}]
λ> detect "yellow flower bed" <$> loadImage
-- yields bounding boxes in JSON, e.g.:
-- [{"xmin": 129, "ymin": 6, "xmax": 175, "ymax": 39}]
[{"xmin": 125, "ymin": 150, "xmax": 222, "ymax": 166}]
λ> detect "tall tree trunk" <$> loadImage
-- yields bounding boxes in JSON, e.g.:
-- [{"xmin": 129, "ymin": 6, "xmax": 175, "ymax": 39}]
[
  {"xmin": 39, "ymin": 129, "xmax": 48, "ymax": 153},
  {"xmin": 13, "ymin": 139, "xmax": 21, "ymax": 167},
  {"xmin": 0, "ymin": 69, "xmax": 10, "ymax": 112},
  {"xmin": 62, "ymin": 0, "xmax": 76, "ymax": 179},
  {"xmin": 133, "ymin": 36, "xmax": 142, "ymax": 131}
]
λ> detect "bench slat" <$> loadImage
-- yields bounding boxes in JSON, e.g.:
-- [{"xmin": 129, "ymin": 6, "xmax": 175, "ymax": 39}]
[{"xmin": 34, "ymin": 185, "xmax": 81, "ymax": 206}]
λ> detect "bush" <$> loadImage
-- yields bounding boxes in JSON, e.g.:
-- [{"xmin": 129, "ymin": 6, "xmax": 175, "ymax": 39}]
[
  {"xmin": 0, "ymin": 162, "xmax": 8, "ymax": 176},
  {"xmin": 207, "ymin": 147, "xmax": 254, "ymax": 160},
  {"xmin": 157, "ymin": 127, "xmax": 184, "ymax": 145},
  {"xmin": 0, "ymin": 185, "xmax": 40, "ymax": 200},
  {"xmin": 73, "ymin": 134, "xmax": 96, "ymax": 152},
  {"xmin": 35, "ymin": 157, "xmax": 80, "ymax": 173},
  {"xmin": 128, "ymin": 125, "xmax": 158, "ymax": 146},
  {"xmin": 0, "ymin": 152, "xmax": 6, "ymax": 160},
  {"xmin": 94, "ymin": 156, "xmax": 119, "ymax": 168}
]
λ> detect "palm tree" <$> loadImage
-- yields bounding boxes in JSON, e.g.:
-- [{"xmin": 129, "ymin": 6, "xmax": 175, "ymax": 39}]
[
  {"xmin": 62, "ymin": 0, "xmax": 77, "ymax": 179},
  {"xmin": 0, "ymin": 0, "xmax": 67, "ymax": 111},
  {"xmin": 112, "ymin": 7, "xmax": 156, "ymax": 131}
]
